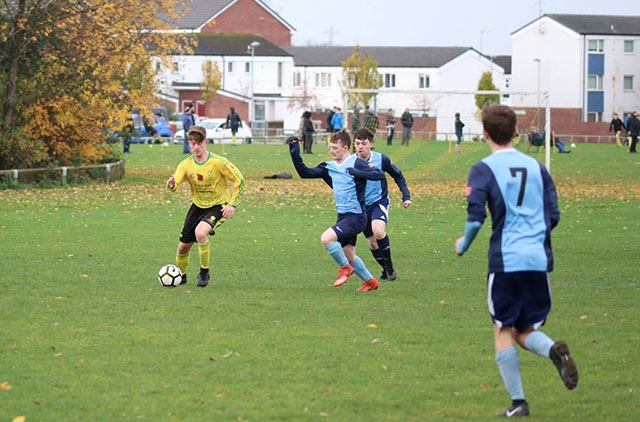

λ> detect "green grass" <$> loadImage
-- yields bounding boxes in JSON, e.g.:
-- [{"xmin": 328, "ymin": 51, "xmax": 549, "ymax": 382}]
[{"xmin": 1, "ymin": 140, "xmax": 638, "ymax": 420}]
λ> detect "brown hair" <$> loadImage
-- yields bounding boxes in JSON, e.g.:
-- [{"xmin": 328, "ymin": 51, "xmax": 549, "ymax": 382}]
[
  {"xmin": 330, "ymin": 129, "xmax": 352, "ymax": 149},
  {"xmin": 187, "ymin": 126, "xmax": 207, "ymax": 142},
  {"xmin": 481, "ymin": 104, "xmax": 516, "ymax": 145}
]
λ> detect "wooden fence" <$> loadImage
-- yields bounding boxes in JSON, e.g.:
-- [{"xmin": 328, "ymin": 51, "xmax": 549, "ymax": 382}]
[{"xmin": 0, "ymin": 159, "xmax": 125, "ymax": 186}]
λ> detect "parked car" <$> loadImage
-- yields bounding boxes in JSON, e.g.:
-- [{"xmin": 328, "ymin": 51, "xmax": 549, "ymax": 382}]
[
  {"xmin": 173, "ymin": 118, "xmax": 252, "ymax": 144},
  {"xmin": 129, "ymin": 112, "xmax": 174, "ymax": 143}
]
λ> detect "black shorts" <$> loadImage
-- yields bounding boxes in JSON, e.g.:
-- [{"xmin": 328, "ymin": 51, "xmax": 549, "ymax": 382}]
[
  {"xmin": 363, "ymin": 197, "xmax": 390, "ymax": 238},
  {"xmin": 333, "ymin": 212, "xmax": 367, "ymax": 247},
  {"xmin": 487, "ymin": 271, "xmax": 551, "ymax": 332},
  {"xmin": 179, "ymin": 204, "xmax": 225, "ymax": 244}
]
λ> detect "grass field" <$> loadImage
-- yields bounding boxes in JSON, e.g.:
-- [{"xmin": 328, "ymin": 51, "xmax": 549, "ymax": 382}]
[{"xmin": 1, "ymin": 139, "xmax": 638, "ymax": 421}]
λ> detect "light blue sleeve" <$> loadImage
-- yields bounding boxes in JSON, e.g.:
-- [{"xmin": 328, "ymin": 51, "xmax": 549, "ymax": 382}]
[{"xmin": 457, "ymin": 220, "xmax": 483, "ymax": 254}]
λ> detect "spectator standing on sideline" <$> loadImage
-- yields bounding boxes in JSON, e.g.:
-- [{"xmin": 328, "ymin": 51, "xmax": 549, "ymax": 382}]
[
  {"xmin": 353, "ymin": 128, "xmax": 411, "ymax": 280},
  {"xmin": 166, "ymin": 126, "xmax": 245, "ymax": 288},
  {"xmin": 122, "ymin": 117, "xmax": 134, "ymax": 154},
  {"xmin": 455, "ymin": 104, "xmax": 578, "ymax": 417},
  {"xmin": 609, "ymin": 112, "xmax": 626, "ymax": 147},
  {"xmin": 351, "ymin": 107, "xmax": 361, "ymax": 133},
  {"xmin": 385, "ymin": 108, "xmax": 396, "ymax": 146},
  {"xmin": 400, "ymin": 108, "xmax": 413, "ymax": 146},
  {"xmin": 627, "ymin": 111, "xmax": 640, "ymax": 153},
  {"xmin": 225, "ymin": 107, "xmax": 243, "ymax": 146},
  {"xmin": 331, "ymin": 106, "xmax": 344, "ymax": 132},
  {"xmin": 326, "ymin": 107, "xmax": 335, "ymax": 144},
  {"xmin": 454, "ymin": 112, "xmax": 465, "ymax": 154},
  {"xmin": 300, "ymin": 111, "xmax": 315, "ymax": 154},
  {"xmin": 288, "ymin": 130, "xmax": 386, "ymax": 292},
  {"xmin": 182, "ymin": 103, "xmax": 195, "ymax": 154}
]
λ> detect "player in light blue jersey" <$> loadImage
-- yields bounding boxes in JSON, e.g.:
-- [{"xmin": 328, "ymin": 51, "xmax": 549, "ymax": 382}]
[
  {"xmin": 289, "ymin": 130, "xmax": 386, "ymax": 292},
  {"xmin": 353, "ymin": 128, "xmax": 411, "ymax": 281},
  {"xmin": 454, "ymin": 104, "xmax": 578, "ymax": 417}
]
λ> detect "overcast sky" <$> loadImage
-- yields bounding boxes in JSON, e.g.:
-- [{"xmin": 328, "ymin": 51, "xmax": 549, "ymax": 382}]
[{"xmin": 264, "ymin": 0, "xmax": 633, "ymax": 55}]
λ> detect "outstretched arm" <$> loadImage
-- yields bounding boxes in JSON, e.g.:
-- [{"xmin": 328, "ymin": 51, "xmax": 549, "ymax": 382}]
[{"xmin": 288, "ymin": 136, "xmax": 331, "ymax": 185}]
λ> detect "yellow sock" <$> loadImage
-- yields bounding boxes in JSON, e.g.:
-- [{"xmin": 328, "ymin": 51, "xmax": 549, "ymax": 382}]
[
  {"xmin": 232, "ymin": 134, "xmax": 236, "ymax": 145},
  {"xmin": 198, "ymin": 240, "xmax": 210, "ymax": 270},
  {"xmin": 176, "ymin": 252, "xmax": 189, "ymax": 275}
]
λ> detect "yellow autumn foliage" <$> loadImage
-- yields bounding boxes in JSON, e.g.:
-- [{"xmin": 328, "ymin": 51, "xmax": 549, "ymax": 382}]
[{"xmin": 0, "ymin": 0, "xmax": 192, "ymax": 168}]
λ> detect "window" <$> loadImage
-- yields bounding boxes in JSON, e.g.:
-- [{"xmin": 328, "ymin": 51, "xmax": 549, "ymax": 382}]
[
  {"xmin": 228, "ymin": 62, "xmax": 233, "ymax": 73},
  {"xmin": 381, "ymin": 73, "xmax": 396, "ymax": 88},
  {"xmin": 315, "ymin": 72, "xmax": 332, "ymax": 88},
  {"xmin": 588, "ymin": 75, "xmax": 603, "ymax": 90},
  {"xmin": 277, "ymin": 63, "xmax": 283, "ymax": 88},
  {"xmin": 172, "ymin": 62, "xmax": 179, "ymax": 72},
  {"xmin": 245, "ymin": 62, "xmax": 250, "ymax": 73},
  {"xmin": 624, "ymin": 75, "xmax": 634, "ymax": 90},
  {"xmin": 588, "ymin": 39, "xmax": 604, "ymax": 52},
  {"xmin": 586, "ymin": 112, "xmax": 602, "ymax": 123},
  {"xmin": 419, "ymin": 74, "xmax": 430, "ymax": 89},
  {"xmin": 624, "ymin": 40, "xmax": 634, "ymax": 53},
  {"xmin": 293, "ymin": 72, "xmax": 301, "ymax": 87}
]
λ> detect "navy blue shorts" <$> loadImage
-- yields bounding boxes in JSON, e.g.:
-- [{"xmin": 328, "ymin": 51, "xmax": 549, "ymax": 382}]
[
  {"xmin": 363, "ymin": 197, "xmax": 390, "ymax": 238},
  {"xmin": 179, "ymin": 203, "xmax": 225, "ymax": 244},
  {"xmin": 332, "ymin": 212, "xmax": 367, "ymax": 247},
  {"xmin": 487, "ymin": 271, "xmax": 551, "ymax": 332}
]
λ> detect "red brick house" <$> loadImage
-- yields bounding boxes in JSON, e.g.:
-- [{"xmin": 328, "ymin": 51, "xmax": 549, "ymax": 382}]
[{"xmin": 166, "ymin": 0, "xmax": 295, "ymax": 46}]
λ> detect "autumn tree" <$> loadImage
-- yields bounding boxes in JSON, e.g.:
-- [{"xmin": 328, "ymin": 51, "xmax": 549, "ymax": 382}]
[
  {"xmin": 0, "ymin": 0, "xmax": 191, "ymax": 169},
  {"xmin": 341, "ymin": 46, "xmax": 380, "ymax": 110},
  {"xmin": 201, "ymin": 60, "xmax": 222, "ymax": 102},
  {"xmin": 474, "ymin": 71, "xmax": 500, "ymax": 111},
  {"xmin": 287, "ymin": 78, "xmax": 320, "ymax": 112}
]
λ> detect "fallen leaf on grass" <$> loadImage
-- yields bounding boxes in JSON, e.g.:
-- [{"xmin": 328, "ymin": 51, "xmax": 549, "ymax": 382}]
[
  {"xmin": 367, "ymin": 323, "xmax": 377, "ymax": 328},
  {"xmin": 580, "ymin": 315, "xmax": 588, "ymax": 320},
  {"xmin": 1, "ymin": 381, "xmax": 12, "ymax": 391},
  {"xmin": 13, "ymin": 417, "xmax": 25, "ymax": 422}
]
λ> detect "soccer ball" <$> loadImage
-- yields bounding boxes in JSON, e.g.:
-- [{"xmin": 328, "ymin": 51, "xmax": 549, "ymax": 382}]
[
  {"xmin": 158, "ymin": 264, "xmax": 183, "ymax": 287},
  {"xmin": 571, "ymin": 143, "xmax": 576, "ymax": 148}
]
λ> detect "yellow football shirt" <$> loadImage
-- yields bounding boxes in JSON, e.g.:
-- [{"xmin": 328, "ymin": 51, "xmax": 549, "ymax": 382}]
[{"xmin": 169, "ymin": 152, "xmax": 244, "ymax": 208}]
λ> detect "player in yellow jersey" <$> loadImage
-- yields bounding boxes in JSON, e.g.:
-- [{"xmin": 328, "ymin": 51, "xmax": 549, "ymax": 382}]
[{"xmin": 166, "ymin": 126, "xmax": 245, "ymax": 287}]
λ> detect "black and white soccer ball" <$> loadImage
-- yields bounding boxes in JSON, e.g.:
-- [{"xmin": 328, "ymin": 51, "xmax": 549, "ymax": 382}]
[{"xmin": 158, "ymin": 264, "xmax": 183, "ymax": 287}]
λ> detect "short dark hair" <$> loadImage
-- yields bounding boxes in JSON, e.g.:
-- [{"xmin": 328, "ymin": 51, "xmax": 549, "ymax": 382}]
[
  {"xmin": 481, "ymin": 104, "xmax": 516, "ymax": 145},
  {"xmin": 353, "ymin": 128, "xmax": 373, "ymax": 141}
]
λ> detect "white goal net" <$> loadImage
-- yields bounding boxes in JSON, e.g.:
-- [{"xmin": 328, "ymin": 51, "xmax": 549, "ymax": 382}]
[{"xmin": 342, "ymin": 88, "xmax": 552, "ymax": 168}]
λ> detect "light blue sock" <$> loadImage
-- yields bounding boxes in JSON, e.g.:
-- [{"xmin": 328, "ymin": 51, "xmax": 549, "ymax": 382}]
[
  {"xmin": 524, "ymin": 330, "xmax": 555, "ymax": 358},
  {"xmin": 495, "ymin": 347, "xmax": 525, "ymax": 400},
  {"xmin": 351, "ymin": 256, "xmax": 373, "ymax": 281},
  {"xmin": 326, "ymin": 241, "xmax": 348, "ymax": 267}
]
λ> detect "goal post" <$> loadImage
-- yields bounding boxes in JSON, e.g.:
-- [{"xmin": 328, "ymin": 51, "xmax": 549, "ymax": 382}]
[{"xmin": 342, "ymin": 88, "xmax": 553, "ymax": 171}]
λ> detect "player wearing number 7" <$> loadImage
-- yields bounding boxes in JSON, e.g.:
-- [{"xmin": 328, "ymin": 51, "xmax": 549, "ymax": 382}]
[{"xmin": 454, "ymin": 104, "xmax": 578, "ymax": 418}]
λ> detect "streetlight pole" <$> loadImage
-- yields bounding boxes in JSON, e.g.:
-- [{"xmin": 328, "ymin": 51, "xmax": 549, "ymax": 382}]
[
  {"xmin": 480, "ymin": 30, "xmax": 489, "ymax": 53},
  {"xmin": 534, "ymin": 58, "xmax": 541, "ymax": 130},
  {"xmin": 247, "ymin": 41, "xmax": 260, "ymax": 124}
]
